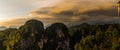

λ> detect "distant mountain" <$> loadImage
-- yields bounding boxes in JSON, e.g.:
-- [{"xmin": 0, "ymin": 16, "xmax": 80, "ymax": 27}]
[
  {"xmin": 0, "ymin": 26, "xmax": 6, "ymax": 30},
  {"xmin": 9, "ymin": 26, "xmax": 19, "ymax": 29},
  {"xmin": 69, "ymin": 23, "xmax": 90, "ymax": 29}
]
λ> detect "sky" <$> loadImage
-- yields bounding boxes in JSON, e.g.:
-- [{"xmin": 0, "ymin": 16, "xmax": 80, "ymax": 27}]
[
  {"xmin": 0, "ymin": 0, "xmax": 119, "ymax": 27},
  {"xmin": 0, "ymin": 0, "xmax": 60, "ymax": 21}
]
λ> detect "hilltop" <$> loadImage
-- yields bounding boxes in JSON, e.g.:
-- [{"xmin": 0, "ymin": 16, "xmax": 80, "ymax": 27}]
[{"xmin": 0, "ymin": 19, "xmax": 119, "ymax": 50}]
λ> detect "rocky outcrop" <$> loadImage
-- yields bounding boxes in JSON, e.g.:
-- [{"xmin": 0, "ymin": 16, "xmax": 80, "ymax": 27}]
[
  {"xmin": 14, "ymin": 19, "xmax": 44, "ymax": 50},
  {"xmin": 14, "ymin": 20, "xmax": 70, "ymax": 50},
  {"xmin": 43, "ymin": 23, "xmax": 70, "ymax": 50}
]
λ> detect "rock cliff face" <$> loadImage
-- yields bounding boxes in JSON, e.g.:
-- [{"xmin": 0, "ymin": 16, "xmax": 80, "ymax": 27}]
[
  {"xmin": 15, "ymin": 19, "xmax": 44, "ymax": 50},
  {"xmin": 43, "ymin": 23, "xmax": 70, "ymax": 50},
  {"xmin": 14, "ymin": 20, "xmax": 70, "ymax": 50}
]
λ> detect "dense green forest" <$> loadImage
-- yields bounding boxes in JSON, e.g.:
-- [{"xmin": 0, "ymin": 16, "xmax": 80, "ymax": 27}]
[{"xmin": 0, "ymin": 19, "xmax": 120, "ymax": 50}]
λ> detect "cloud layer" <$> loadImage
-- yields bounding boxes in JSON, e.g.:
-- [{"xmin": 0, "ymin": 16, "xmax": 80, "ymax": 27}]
[{"xmin": 0, "ymin": 0, "xmax": 119, "ymax": 27}]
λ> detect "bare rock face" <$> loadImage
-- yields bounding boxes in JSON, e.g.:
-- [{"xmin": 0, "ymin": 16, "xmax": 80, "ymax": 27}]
[
  {"xmin": 15, "ymin": 19, "xmax": 44, "ymax": 50},
  {"xmin": 45, "ymin": 23, "xmax": 69, "ymax": 39},
  {"xmin": 43, "ymin": 23, "xmax": 70, "ymax": 50}
]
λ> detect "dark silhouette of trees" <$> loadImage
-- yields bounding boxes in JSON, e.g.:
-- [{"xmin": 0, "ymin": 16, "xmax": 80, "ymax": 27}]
[{"xmin": 70, "ymin": 30, "xmax": 82, "ymax": 50}]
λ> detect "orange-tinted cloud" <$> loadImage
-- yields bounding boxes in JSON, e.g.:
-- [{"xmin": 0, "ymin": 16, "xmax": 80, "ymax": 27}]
[
  {"xmin": 29, "ymin": 0, "xmax": 117, "ymax": 17},
  {"xmin": 0, "ymin": 0, "xmax": 119, "ymax": 27}
]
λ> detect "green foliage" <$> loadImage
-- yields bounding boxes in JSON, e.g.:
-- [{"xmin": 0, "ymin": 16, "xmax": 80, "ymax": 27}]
[
  {"xmin": 2, "ymin": 29, "xmax": 21, "ymax": 50},
  {"xmin": 73, "ymin": 24, "xmax": 120, "ymax": 50},
  {"xmin": 0, "ymin": 19, "xmax": 120, "ymax": 50}
]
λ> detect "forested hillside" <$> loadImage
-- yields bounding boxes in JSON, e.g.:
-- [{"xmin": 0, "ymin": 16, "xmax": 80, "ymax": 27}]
[{"xmin": 0, "ymin": 19, "xmax": 120, "ymax": 50}]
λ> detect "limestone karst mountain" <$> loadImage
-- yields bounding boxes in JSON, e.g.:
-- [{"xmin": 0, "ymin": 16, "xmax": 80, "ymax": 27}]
[
  {"xmin": 15, "ymin": 19, "xmax": 44, "ymax": 50},
  {"xmin": 43, "ymin": 23, "xmax": 70, "ymax": 50}
]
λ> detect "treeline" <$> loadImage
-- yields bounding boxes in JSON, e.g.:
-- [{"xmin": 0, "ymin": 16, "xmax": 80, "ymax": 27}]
[{"xmin": 0, "ymin": 19, "xmax": 120, "ymax": 50}]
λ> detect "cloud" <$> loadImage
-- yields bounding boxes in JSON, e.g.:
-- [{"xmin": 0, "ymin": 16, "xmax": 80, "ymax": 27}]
[
  {"xmin": 0, "ymin": 0, "xmax": 61, "ymax": 19},
  {"xmin": 0, "ymin": 0, "xmax": 119, "ymax": 27},
  {"xmin": 82, "ymin": 7, "xmax": 117, "ymax": 16},
  {"xmin": 29, "ymin": 0, "xmax": 118, "ymax": 25},
  {"xmin": 0, "ymin": 18, "xmax": 28, "ymax": 27},
  {"xmin": 29, "ymin": 0, "xmax": 117, "ymax": 17}
]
